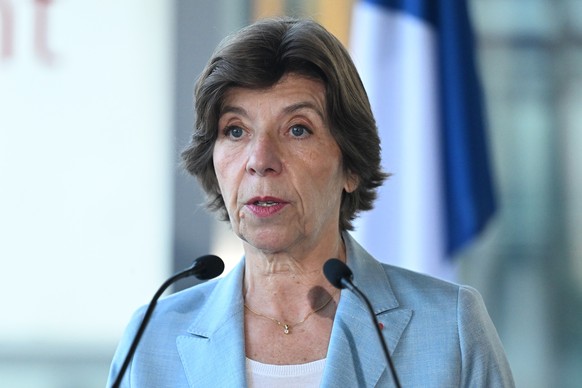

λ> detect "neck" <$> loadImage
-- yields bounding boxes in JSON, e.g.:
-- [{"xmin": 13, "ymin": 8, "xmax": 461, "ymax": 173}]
[{"xmin": 243, "ymin": 232, "xmax": 346, "ymax": 320}]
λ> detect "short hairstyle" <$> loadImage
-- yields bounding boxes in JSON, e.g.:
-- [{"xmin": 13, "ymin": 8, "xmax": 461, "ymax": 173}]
[{"xmin": 181, "ymin": 17, "xmax": 388, "ymax": 230}]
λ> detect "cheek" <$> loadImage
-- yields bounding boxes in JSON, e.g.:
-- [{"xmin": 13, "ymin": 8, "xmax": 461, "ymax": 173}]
[
  {"xmin": 213, "ymin": 161, "xmax": 230, "ymax": 197},
  {"xmin": 303, "ymin": 160, "xmax": 346, "ymax": 206},
  {"xmin": 312, "ymin": 148, "xmax": 345, "ymax": 188},
  {"xmin": 213, "ymin": 146, "xmax": 242, "ymax": 201}
]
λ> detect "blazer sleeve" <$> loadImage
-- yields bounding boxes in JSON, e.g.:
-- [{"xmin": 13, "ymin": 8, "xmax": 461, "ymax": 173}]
[{"xmin": 458, "ymin": 286, "xmax": 515, "ymax": 387}]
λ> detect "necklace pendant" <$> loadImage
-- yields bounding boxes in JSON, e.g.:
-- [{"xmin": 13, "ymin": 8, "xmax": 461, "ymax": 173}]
[{"xmin": 283, "ymin": 324, "xmax": 290, "ymax": 334}]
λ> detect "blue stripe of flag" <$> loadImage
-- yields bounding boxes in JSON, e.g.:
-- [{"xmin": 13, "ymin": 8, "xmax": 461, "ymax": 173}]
[{"xmin": 361, "ymin": 0, "xmax": 497, "ymax": 256}]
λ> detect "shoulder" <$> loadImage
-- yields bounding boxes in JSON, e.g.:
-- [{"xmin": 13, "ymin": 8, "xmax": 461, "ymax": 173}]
[
  {"xmin": 380, "ymin": 263, "xmax": 491, "ymax": 321},
  {"xmin": 155, "ymin": 277, "xmax": 222, "ymax": 316},
  {"xmin": 119, "ymin": 277, "xmax": 223, "ymax": 344},
  {"xmin": 381, "ymin": 263, "xmax": 466, "ymax": 305},
  {"xmin": 378, "ymin": 261, "xmax": 497, "ymax": 333},
  {"xmin": 345, "ymin": 231, "xmax": 471, "ymax": 313},
  {"xmin": 107, "ymin": 278, "xmax": 224, "ymax": 387},
  {"xmin": 344, "ymin": 234, "xmax": 514, "ymax": 385},
  {"xmin": 378, "ymin": 263, "xmax": 513, "ymax": 386}
]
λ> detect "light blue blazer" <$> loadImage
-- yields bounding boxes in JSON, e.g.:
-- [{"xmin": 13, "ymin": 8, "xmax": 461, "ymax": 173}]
[{"xmin": 108, "ymin": 233, "xmax": 514, "ymax": 387}]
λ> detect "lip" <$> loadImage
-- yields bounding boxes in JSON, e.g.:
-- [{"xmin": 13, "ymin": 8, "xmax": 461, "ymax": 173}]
[{"xmin": 245, "ymin": 196, "xmax": 288, "ymax": 218}]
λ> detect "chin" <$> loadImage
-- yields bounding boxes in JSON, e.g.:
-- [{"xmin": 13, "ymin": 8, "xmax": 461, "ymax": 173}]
[{"xmin": 241, "ymin": 230, "xmax": 296, "ymax": 254}]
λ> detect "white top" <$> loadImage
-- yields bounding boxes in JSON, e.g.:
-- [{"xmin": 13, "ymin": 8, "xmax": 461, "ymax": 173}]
[{"xmin": 246, "ymin": 358, "xmax": 326, "ymax": 388}]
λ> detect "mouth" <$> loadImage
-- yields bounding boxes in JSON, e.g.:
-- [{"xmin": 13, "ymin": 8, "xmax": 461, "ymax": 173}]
[
  {"xmin": 247, "ymin": 196, "xmax": 285, "ymax": 205},
  {"xmin": 245, "ymin": 197, "xmax": 287, "ymax": 217},
  {"xmin": 253, "ymin": 200, "xmax": 281, "ymax": 207}
]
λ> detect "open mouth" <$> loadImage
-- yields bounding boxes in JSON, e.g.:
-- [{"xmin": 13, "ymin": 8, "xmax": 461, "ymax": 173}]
[{"xmin": 254, "ymin": 200, "xmax": 280, "ymax": 207}]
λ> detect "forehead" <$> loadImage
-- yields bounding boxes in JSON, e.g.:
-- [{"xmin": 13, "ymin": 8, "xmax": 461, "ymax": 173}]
[{"xmin": 220, "ymin": 73, "xmax": 327, "ymax": 116}]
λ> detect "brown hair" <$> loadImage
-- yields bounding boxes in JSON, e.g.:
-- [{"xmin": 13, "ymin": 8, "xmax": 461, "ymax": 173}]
[{"xmin": 181, "ymin": 17, "xmax": 388, "ymax": 230}]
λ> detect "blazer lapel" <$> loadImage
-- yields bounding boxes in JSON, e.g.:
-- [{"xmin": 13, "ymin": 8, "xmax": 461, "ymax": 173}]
[
  {"xmin": 176, "ymin": 260, "xmax": 247, "ymax": 388},
  {"xmin": 321, "ymin": 234, "xmax": 412, "ymax": 387}
]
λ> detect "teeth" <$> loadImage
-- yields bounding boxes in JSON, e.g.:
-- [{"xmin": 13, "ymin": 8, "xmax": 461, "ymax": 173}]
[{"xmin": 255, "ymin": 201, "xmax": 278, "ymax": 207}]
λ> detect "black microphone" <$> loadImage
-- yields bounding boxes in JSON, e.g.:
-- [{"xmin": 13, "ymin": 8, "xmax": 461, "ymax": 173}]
[
  {"xmin": 111, "ymin": 254, "xmax": 225, "ymax": 388},
  {"xmin": 323, "ymin": 258, "xmax": 402, "ymax": 388}
]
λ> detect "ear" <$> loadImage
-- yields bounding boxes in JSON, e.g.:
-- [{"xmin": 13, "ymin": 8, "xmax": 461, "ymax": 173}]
[{"xmin": 344, "ymin": 170, "xmax": 359, "ymax": 193}]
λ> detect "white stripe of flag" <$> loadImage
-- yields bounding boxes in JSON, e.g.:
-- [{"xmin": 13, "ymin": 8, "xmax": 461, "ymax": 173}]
[{"xmin": 350, "ymin": 0, "xmax": 496, "ymax": 280}]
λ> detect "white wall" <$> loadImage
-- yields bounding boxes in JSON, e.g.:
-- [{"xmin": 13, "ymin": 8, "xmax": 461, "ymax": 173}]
[{"xmin": 0, "ymin": 0, "xmax": 173, "ymax": 354}]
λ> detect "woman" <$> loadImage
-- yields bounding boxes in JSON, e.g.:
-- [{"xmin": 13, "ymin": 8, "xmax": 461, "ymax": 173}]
[{"xmin": 108, "ymin": 18, "xmax": 514, "ymax": 387}]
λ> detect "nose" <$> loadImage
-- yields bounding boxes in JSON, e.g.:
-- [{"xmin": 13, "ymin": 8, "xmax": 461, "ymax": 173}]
[{"xmin": 245, "ymin": 134, "xmax": 282, "ymax": 176}]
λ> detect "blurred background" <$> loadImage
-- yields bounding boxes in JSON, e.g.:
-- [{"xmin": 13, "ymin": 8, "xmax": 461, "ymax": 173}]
[{"xmin": 1, "ymin": 0, "xmax": 580, "ymax": 387}]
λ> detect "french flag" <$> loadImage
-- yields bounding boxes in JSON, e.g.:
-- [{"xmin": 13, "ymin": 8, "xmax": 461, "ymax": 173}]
[{"xmin": 350, "ymin": 0, "xmax": 496, "ymax": 280}]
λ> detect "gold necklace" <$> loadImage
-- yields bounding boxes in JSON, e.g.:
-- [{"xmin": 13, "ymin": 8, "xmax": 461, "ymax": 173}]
[{"xmin": 244, "ymin": 292, "xmax": 337, "ymax": 335}]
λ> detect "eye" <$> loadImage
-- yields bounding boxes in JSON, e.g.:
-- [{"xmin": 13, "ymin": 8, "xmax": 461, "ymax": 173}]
[
  {"xmin": 289, "ymin": 124, "xmax": 311, "ymax": 138},
  {"xmin": 224, "ymin": 125, "xmax": 244, "ymax": 139}
]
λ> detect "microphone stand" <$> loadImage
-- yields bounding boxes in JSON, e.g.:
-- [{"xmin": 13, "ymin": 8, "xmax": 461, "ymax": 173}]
[
  {"xmin": 111, "ymin": 255, "xmax": 223, "ymax": 388},
  {"xmin": 324, "ymin": 258, "xmax": 402, "ymax": 388},
  {"xmin": 340, "ymin": 278, "xmax": 402, "ymax": 388}
]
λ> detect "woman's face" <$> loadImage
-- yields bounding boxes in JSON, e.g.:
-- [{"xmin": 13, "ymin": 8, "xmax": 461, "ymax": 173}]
[{"xmin": 213, "ymin": 73, "xmax": 356, "ymax": 256}]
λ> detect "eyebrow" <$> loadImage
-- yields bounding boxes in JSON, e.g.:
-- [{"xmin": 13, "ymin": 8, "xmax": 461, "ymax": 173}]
[
  {"xmin": 220, "ymin": 105, "xmax": 247, "ymax": 117},
  {"xmin": 219, "ymin": 101, "xmax": 326, "ymax": 121},
  {"xmin": 282, "ymin": 101, "xmax": 325, "ymax": 121}
]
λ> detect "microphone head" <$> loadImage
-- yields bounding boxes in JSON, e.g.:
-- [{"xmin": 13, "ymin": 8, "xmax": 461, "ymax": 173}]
[
  {"xmin": 191, "ymin": 255, "xmax": 225, "ymax": 280},
  {"xmin": 323, "ymin": 258, "xmax": 353, "ymax": 289}
]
